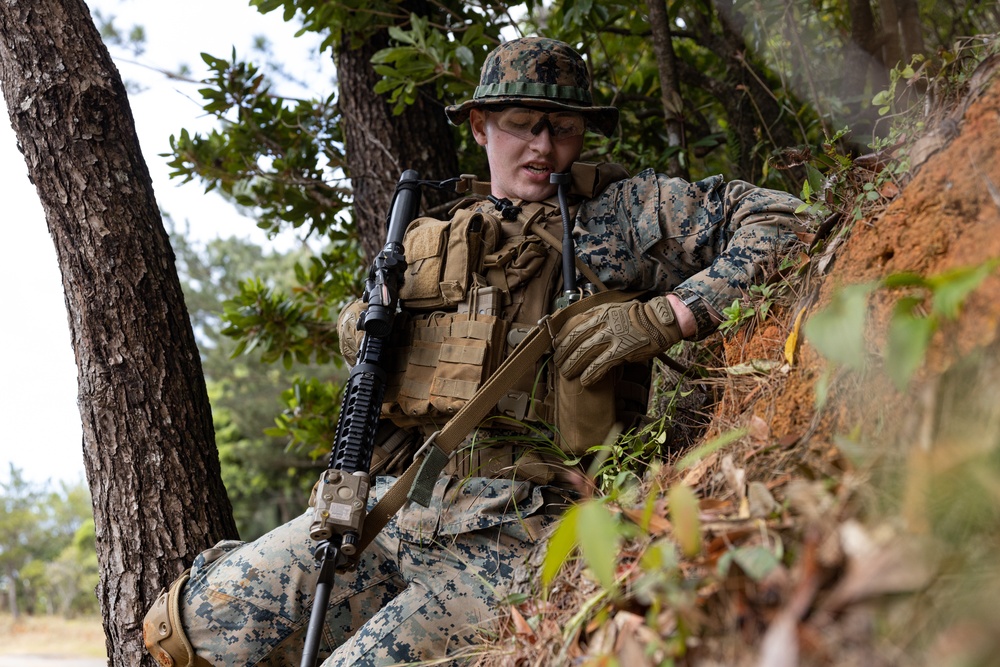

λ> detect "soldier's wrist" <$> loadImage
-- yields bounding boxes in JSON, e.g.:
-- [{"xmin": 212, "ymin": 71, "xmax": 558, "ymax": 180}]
[
  {"xmin": 663, "ymin": 293, "xmax": 696, "ymax": 339},
  {"xmin": 669, "ymin": 289, "xmax": 722, "ymax": 339}
]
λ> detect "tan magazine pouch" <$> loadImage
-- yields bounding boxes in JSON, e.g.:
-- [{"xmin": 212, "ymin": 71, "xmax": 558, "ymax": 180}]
[
  {"xmin": 398, "ymin": 209, "xmax": 500, "ymax": 309},
  {"xmin": 384, "ymin": 310, "xmax": 509, "ymax": 427},
  {"xmin": 382, "ymin": 206, "xmax": 508, "ymax": 426}
]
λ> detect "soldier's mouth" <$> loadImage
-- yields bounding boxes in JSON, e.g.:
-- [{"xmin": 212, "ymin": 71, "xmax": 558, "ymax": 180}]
[{"xmin": 524, "ymin": 163, "xmax": 551, "ymax": 174}]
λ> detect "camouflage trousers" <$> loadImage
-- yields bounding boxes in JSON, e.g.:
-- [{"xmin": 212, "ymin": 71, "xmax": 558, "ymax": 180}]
[{"xmin": 180, "ymin": 475, "xmax": 564, "ymax": 666}]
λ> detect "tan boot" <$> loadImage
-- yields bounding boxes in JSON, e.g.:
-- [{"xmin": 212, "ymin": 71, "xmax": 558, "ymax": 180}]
[{"xmin": 143, "ymin": 570, "xmax": 212, "ymax": 667}]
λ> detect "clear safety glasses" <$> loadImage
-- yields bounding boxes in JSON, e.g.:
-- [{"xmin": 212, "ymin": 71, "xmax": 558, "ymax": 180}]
[{"xmin": 488, "ymin": 107, "xmax": 587, "ymax": 142}]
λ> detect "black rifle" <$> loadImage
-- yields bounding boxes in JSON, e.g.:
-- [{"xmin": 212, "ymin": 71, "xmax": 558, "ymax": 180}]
[{"xmin": 299, "ymin": 170, "xmax": 422, "ymax": 667}]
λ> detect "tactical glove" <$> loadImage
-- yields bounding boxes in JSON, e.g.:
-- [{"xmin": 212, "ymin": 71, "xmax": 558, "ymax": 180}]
[{"xmin": 553, "ymin": 296, "xmax": 682, "ymax": 387}]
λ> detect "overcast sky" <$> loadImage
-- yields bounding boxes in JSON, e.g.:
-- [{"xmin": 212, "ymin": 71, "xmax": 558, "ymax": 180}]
[{"xmin": 0, "ymin": 0, "xmax": 334, "ymax": 487}]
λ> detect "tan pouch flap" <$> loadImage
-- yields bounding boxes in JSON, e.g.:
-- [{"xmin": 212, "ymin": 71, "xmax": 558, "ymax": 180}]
[
  {"xmin": 399, "ymin": 218, "xmax": 449, "ymax": 304},
  {"xmin": 399, "ymin": 208, "xmax": 500, "ymax": 309}
]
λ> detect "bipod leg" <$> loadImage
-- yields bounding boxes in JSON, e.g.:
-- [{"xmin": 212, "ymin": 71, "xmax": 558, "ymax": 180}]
[{"xmin": 300, "ymin": 539, "xmax": 340, "ymax": 667}]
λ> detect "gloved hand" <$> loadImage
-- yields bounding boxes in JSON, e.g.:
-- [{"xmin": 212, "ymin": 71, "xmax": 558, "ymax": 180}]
[{"xmin": 553, "ymin": 296, "xmax": 683, "ymax": 386}]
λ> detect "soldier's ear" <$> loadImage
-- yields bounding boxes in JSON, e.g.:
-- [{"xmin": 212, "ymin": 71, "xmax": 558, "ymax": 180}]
[{"xmin": 469, "ymin": 109, "xmax": 488, "ymax": 146}]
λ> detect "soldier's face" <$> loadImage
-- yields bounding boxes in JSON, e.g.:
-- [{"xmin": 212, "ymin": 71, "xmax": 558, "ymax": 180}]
[{"xmin": 470, "ymin": 107, "xmax": 584, "ymax": 201}]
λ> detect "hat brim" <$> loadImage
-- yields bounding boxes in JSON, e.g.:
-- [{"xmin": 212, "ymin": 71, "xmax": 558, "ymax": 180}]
[{"xmin": 446, "ymin": 96, "xmax": 619, "ymax": 138}]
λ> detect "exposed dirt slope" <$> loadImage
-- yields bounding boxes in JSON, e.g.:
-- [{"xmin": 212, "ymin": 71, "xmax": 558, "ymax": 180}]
[
  {"xmin": 757, "ymin": 55, "xmax": 1000, "ymax": 451},
  {"xmin": 718, "ymin": 55, "xmax": 1000, "ymax": 667},
  {"xmin": 477, "ymin": 57, "xmax": 1000, "ymax": 667}
]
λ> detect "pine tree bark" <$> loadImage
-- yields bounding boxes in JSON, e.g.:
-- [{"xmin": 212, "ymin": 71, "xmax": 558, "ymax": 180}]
[
  {"xmin": 0, "ymin": 1, "xmax": 238, "ymax": 664},
  {"xmin": 336, "ymin": 17, "xmax": 459, "ymax": 262}
]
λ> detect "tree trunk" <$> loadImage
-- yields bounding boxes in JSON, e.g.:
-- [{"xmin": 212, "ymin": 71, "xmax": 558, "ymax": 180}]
[
  {"xmin": 896, "ymin": 0, "xmax": 924, "ymax": 63},
  {"xmin": 645, "ymin": 0, "xmax": 689, "ymax": 180},
  {"xmin": 693, "ymin": 1, "xmax": 804, "ymax": 184},
  {"xmin": 879, "ymin": 0, "xmax": 903, "ymax": 69},
  {"xmin": 336, "ymin": 19, "xmax": 459, "ymax": 262},
  {"xmin": 5, "ymin": 564, "xmax": 18, "ymax": 620},
  {"xmin": 842, "ymin": 0, "xmax": 887, "ymax": 138},
  {"xmin": 844, "ymin": 0, "xmax": 879, "ymax": 90},
  {"xmin": 0, "ymin": 1, "xmax": 238, "ymax": 664}
]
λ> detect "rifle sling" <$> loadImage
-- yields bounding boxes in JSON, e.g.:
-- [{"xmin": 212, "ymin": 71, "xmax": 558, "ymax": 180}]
[{"xmin": 358, "ymin": 288, "xmax": 636, "ymax": 553}]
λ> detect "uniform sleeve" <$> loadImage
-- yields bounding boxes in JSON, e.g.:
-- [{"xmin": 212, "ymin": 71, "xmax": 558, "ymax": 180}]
[{"xmin": 575, "ymin": 169, "xmax": 806, "ymax": 339}]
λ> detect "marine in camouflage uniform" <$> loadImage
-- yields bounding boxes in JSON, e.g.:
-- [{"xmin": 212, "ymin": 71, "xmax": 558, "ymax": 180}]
[
  {"xmin": 574, "ymin": 170, "xmax": 799, "ymax": 336},
  {"xmin": 144, "ymin": 37, "xmax": 804, "ymax": 667}
]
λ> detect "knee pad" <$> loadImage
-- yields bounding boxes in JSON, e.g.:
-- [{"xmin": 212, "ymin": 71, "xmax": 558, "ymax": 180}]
[{"xmin": 143, "ymin": 570, "xmax": 212, "ymax": 667}]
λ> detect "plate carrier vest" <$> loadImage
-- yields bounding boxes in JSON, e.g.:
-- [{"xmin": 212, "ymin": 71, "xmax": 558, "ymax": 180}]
[{"xmin": 348, "ymin": 162, "xmax": 652, "ymax": 456}]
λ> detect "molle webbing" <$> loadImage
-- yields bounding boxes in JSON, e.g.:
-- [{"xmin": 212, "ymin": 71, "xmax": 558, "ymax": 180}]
[
  {"xmin": 359, "ymin": 288, "xmax": 637, "ymax": 554},
  {"xmin": 384, "ymin": 190, "xmax": 622, "ymax": 434}
]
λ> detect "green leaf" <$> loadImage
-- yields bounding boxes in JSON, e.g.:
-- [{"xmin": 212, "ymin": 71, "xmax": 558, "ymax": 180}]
[
  {"xmin": 542, "ymin": 505, "xmax": 579, "ymax": 588},
  {"xmin": 886, "ymin": 296, "xmax": 936, "ymax": 389},
  {"xmin": 454, "ymin": 45, "xmax": 474, "ymax": 67},
  {"xmin": 803, "ymin": 282, "xmax": 877, "ymax": 371},
  {"xmin": 675, "ymin": 428, "xmax": 748, "ymax": 471},
  {"xmin": 805, "ymin": 163, "xmax": 824, "ymax": 197},
  {"xmin": 799, "ymin": 178, "xmax": 813, "ymax": 203},
  {"xmin": 639, "ymin": 484, "xmax": 659, "ymax": 533},
  {"xmin": 387, "ymin": 26, "xmax": 415, "ymax": 46},
  {"xmin": 640, "ymin": 538, "xmax": 678, "ymax": 572},
  {"xmin": 882, "ymin": 271, "xmax": 929, "ymax": 289},
  {"xmin": 373, "ymin": 79, "xmax": 395, "ymax": 95},
  {"xmin": 577, "ymin": 501, "xmax": 620, "ymax": 592},
  {"xmin": 928, "ymin": 259, "xmax": 1000, "ymax": 320},
  {"xmin": 814, "ymin": 366, "xmax": 832, "ymax": 409},
  {"xmin": 718, "ymin": 545, "xmax": 780, "ymax": 581},
  {"xmin": 668, "ymin": 484, "xmax": 701, "ymax": 559}
]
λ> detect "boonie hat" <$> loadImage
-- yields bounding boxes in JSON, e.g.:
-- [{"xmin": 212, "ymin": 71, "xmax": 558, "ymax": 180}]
[{"xmin": 446, "ymin": 37, "xmax": 619, "ymax": 138}]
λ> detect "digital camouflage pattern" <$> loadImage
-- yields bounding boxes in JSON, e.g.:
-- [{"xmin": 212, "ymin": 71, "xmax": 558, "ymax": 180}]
[
  {"xmin": 170, "ymin": 171, "xmax": 799, "ymax": 667},
  {"xmin": 181, "ymin": 476, "xmax": 561, "ymax": 666},
  {"xmin": 164, "ymin": 169, "xmax": 804, "ymax": 666},
  {"xmin": 160, "ymin": 35, "xmax": 807, "ymax": 667},
  {"xmin": 446, "ymin": 37, "xmax": 619, "ymax": 137},
  {"xmin": 170, "ymin": 170, "xmax": 805, "ymax": 666},
  {"xmin": 574, "ymin": 170, "xmax": 805, "ymax": 337}
]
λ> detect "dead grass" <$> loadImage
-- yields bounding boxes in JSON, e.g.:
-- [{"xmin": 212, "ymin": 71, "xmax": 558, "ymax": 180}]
[
  {"xmin": 471, "ymin": 51, "xmax": 1000, "ymax": 667},
  {"xmin": 0, "ymin": 614, "xmax": 107, "ymax": 658}
]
